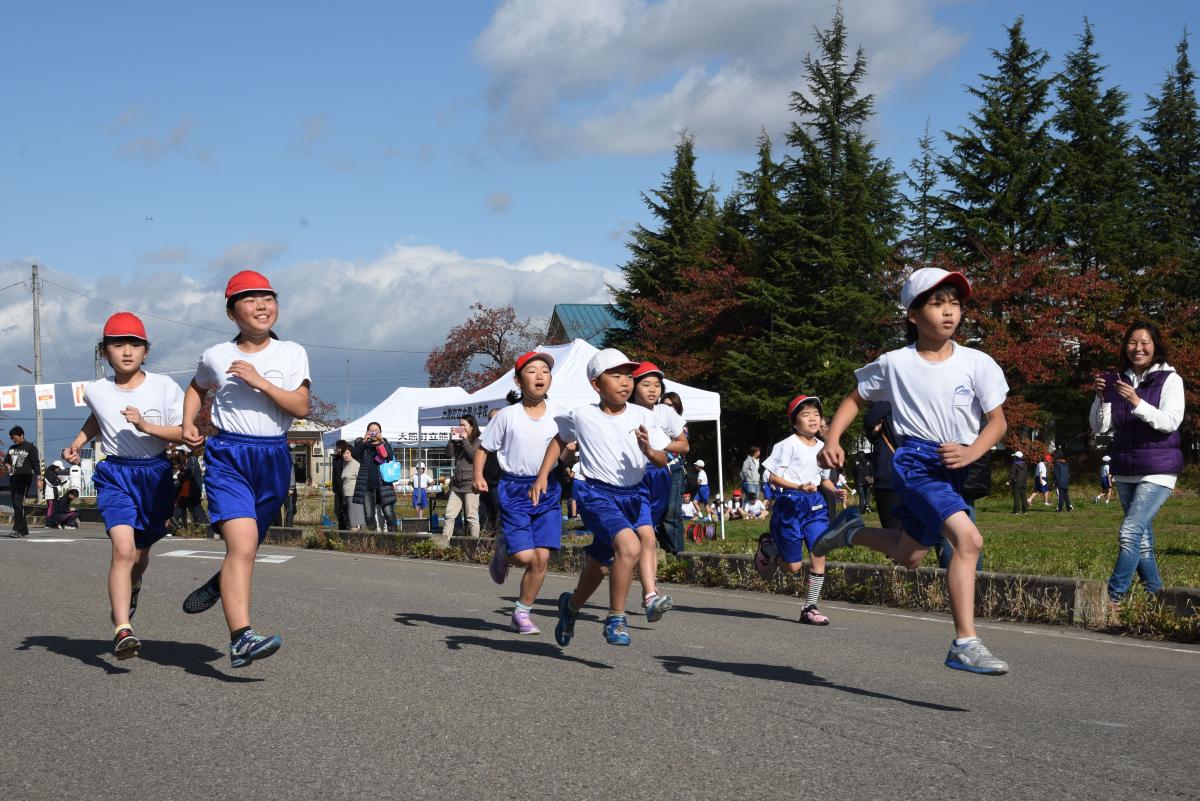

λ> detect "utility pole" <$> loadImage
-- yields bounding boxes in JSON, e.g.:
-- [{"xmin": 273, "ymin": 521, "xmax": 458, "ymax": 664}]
[
  {"xmin": 345, "ymin": 359, "xmax": 350, "ymax": 420},
  {"xmin": 31, "ymin": 264, "xmax": 44, "ymax": 477}
]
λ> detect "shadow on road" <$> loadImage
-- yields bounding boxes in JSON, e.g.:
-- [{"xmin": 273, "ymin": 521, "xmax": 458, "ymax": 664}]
[
  {"xmin": 15, "ymin": 636, "xmax": 263, "ymax": 683},
  {"xmin": 394, "ymin": 612, "xmax": 508, "ymax": 632},
  {"xmin": 668, "ymin": 604, "xmax": 791, "ymax": 623},
  {"xmin": 444, "ymin": 635, "xmax": 613, "ymax": 670},
  {"xmin": 655, "ymin": 655, "xmax": 969, "ymax": 712}
]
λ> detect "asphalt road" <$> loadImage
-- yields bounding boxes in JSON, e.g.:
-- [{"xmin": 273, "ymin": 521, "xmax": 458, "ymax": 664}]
[{"xmin": 2, "ymin": 523, "xmax": 1197, "ymax": 801}]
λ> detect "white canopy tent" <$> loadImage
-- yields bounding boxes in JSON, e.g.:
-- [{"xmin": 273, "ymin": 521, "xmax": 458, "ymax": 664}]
[
  {"xmin": 417, "ymin": 339, "xmax": 727, "ymax": 538},
  {"xmin": 322, "ymin": 386, "xmax": 469, "ymax": 449}
]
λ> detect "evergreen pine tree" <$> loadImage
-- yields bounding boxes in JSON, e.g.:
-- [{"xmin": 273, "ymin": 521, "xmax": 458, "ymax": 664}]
[
  {"xmin": 1136, "ymin": 32, "xmax": 1200, "ymax": 292},
  {"xmin": 611, "ymin": 132, "xmax": 715, "ymax": 346},
  {"xmin": 1051, "ymin": 19, "xmax": 1138, "ymax": 277},
  {"xmin": 939, "ymin": 17, "xmax": 1056, "ymax": 260},
  {"xmin": 902, "ymin": 119, "xmax": 942, "ymax": 264}
]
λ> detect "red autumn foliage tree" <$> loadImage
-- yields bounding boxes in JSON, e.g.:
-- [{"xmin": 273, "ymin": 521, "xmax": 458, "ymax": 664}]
[
  {"xmin": 307, "ymin": 393, "xmax": 347, "ymax": 429},
  {"xmin": 425, "ymin": 303, "xmax": 547, "ymax": 391},
  {"xmin": 619, "ymin": 252, "xmax": 750, "ymax": 386}
]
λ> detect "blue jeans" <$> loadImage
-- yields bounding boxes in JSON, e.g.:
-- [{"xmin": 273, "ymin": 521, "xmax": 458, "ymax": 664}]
[{"xmin": 1107, "ymin": 480, "xmax": 1168, "ymax": 601}]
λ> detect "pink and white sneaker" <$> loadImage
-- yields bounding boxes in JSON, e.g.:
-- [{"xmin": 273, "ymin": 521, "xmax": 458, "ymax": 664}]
[
  {"xmin": 512, "ymin": 608, "xmax": 540, "ymax": 635},
  {"xmin": 800, "ymin": 604, "xmax": 830, "ymax": 626}
]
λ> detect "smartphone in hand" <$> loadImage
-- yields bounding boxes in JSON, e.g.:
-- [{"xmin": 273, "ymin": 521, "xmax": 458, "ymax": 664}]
[{"xmin": 1102, "ymin": 371, "xmax": 1123, "ymax": 403}]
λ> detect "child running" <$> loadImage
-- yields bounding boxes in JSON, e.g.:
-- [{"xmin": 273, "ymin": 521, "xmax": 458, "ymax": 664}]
[
  {"xmin": 180, "ymin": 270, "xmax": 311, "ymax": 668},
  {"xmin": 63, "ymin": 313, "xmax": 184, "ymax": 660},
  {"xmin": 630, "ymin": 361, "xmax": 688, "ymax": 621},
  {"xmin": 532, "ymin": 348, "xmax": 668, "ymax": 647},
  {"xmin": 476, "ymin": 351, "xmax": 563, "ymax": 635},
  {"xmin": 753, "ymin": 394, "xmax": 844, "ymax": 625},
  {"xmin": 1094, "ymin": 455, "xmax": 1113, "ymax": 504},
  {"xmin": 812, "ymin": 267, "xmax": 1010, "ymax": 675}
]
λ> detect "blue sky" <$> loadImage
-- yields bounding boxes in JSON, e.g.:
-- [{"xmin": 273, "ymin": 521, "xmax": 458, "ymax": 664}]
[{"xmin": 0, "ymin": 1, "xmax": 1196, "ymax": 449}]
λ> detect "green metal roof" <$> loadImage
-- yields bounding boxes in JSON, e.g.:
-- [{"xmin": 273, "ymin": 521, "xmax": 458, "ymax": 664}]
[{"xmin": 549, "ymin": 304, "xmax": 625, "ymax": 346}]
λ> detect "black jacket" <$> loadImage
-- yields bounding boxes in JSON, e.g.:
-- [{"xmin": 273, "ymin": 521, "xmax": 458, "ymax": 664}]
[{"xmin": 1009, "ymin": 459, "xmax": 1028, "ymax": 487}]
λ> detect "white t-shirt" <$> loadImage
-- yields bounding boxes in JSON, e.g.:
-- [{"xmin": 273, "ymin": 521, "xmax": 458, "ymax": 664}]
[
  {"xmin": 745, "ymin": 499, "xmax": 766, "ymax": 517},
  {"xmin": 645, "ymin": 404, "xmax": 685, "ymax": 451},
  {"xmin": 681, "ymin": 500, "xmax": 697, "ymax": 519},
  {"xmin": 763, "ymin": 434, "xmax": 829, "ymax": 487},
  {"xmin": 413, "ymin": 471, "xmax": 431, "ymax": 489},
  {"xmin": 555, "ymin": 403, "xmax": 658, "ymax": 487},
  {"xmin": 856, "ymin": 342, "xmax": 1008, "ymax": 444},
  {"xmin": 696, "ymin": 468, "xmax": 708, "ymax": 486},
  {"xmin": 194, "ymin": 339, "xmax": 311, "ymax": 437},
  {"xmin": 481, "ymin": 402, "xmax": 563, "ymax": 477},
  {"xmin": 84, "ymin": 372, "xmax": 184, "ymax": 459},
  {"xmin": 1035, "ymin": 461, "xmax": 1048, "ymax": 480}
]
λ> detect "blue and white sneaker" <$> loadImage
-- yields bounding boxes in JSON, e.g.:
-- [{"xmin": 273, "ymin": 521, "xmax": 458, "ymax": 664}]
[
  {"xmin": 554, "ymin": 591, "xmax": 578, "ymax": 647},
  {"xmin": 810, "ymin": 507, "xmax": 865, "ymax": 558},
  {"xmin": 643, "ymin": 593, "xmax": 673, "ymax": 623},
  {"xmin": 230, "ymin": 629, "xmax": 283, "ymax": 668},
  {"xmin": 603, "ymin": 614, "xmax": 631, "ymax": 646},
  {"xmin": 945, "ymin": 638, "xmax": 1009, "ymax": 675}
]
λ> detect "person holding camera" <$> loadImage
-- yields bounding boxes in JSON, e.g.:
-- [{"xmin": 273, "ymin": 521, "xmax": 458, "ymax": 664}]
[
  {"xmin": 352, "ymin": 421, "xmax": 397, "ymax": 532},
  {"xmin": 441, "ymin": 414, "xmax": 481, "ymax": 543},
  {"xmin": 1091, "ymin": 321, "xmax": 1183, "ymax": 605}
]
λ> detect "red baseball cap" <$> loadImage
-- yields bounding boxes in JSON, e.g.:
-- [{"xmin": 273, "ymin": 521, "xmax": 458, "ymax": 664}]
[
  {"xmin": 632, "ymin": 361, "xmax": 665, "ymax": 382},
  {"xmin": 102, "ymin": 312, "xmax": 148, "ymax": 342},
  {"xmin": 515, "ymin": 351, "xmax": 554, "ymax": 372},
  {"xmin": 787, "ymin": 394, "xmax": 822, "ymax": 419},
  {"xmin": 225, "ymin": 270, "xmax": 276, "ymax": 299}
]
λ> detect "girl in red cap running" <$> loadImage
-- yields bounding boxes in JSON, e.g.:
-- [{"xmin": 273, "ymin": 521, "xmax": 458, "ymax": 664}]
[
  {"xmin": 179, "ymin": 270, "xmax": 311, "ymax": 669},
  {"xmin": 63, "ymin": 313, "xmax": 185, "ymax": 660}
]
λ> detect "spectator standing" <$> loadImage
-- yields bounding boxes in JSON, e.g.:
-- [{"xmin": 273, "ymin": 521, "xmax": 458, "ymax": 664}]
[
  {"xmin": 1090, "ymin": 321, "xmax": 1183, "ymax": 604},
  {"xmin": 441, "ymin": 414, "xmax": 481, "ymax": 542},
  {"xmin": 864, "ymin": 402, "xmax": 901, "ymax": 529},
  {"xmin": 1094, "ymin": 455, "xmax": 1113, "ymax": 504},
  {"xmin": 339, "ymin": 447, "xmax": 364, "ymax": 530},
  {"xmin": 1009, "ymin": 451, "xmax": 1029, "ymax": 514},
  {"xmin": 1054, "ymin": 452, "xmax": 1073, "ymax": 512},
  {"xmin": 658, "ymin": 391, "xmax": 687, "ymax": 554},
  {"xmin": 4, "ymin": 426, "xmax": 40, "ymax": 537},
  {"xmin": 852, "ymin": 453, "xmax": 873, "ymax": 513},
  {"xmin": 331, "ymin": 439, "xmax": 349, "ymax": 530},
  {"xmin": 352, "ymin": 422, "xmax": 397, "ymax": 532},
  {"xmin": 740, "ymin": 446, "xmax": 761, "ymax": 499}
]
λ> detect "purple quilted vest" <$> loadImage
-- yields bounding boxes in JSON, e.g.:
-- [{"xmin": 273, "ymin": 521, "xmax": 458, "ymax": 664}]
[{"xmin": 1110, "ymin": 369, "xmax": 1183, "ymax": 476}]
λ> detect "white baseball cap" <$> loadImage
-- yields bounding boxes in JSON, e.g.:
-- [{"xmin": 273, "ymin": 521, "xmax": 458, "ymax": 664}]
[
  {"xmin": 1013, "ymin": 451, "xmax": 1023, "ymax": 459},
  {"xmin": 52, "ymin": 460, "xmax": 65, "ymax": 469},
  {"xmin": 417, "ymin": 461, "xmax": 426, "ymax": 468},
  {"xmin": 900, "ymin": 267, "xmax": 971, "ymax": 309},
  {"xmin": 695, "ymin": 460, "xmax": 705, "ymax": 468},
  {"xmin": 1102, "ymin": 455, "xmax": 1111, "ymax": 462},
  {"xmin": 586, "ymin": 347, "xmax": 639, "ymax": 381}
]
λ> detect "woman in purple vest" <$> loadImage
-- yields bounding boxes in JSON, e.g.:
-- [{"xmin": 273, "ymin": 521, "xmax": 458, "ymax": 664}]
[{"xmin": 1090, "ymin": 321, "xmax": 1184, "ymax": 604}]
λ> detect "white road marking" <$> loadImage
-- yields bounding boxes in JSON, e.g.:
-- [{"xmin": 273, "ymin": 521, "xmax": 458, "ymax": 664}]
[
  {"xmin": 27, "ymin": 538, "xmax": 78, "ymax": 543},
  {"xmin": 162, "ymin": 549, "xmax": 293, "ymax": 565}
]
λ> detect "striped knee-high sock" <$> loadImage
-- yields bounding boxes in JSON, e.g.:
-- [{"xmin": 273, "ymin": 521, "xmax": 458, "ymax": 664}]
[{"xmin": 805, "ymin": 571, "xmax": 825, "ymax": 608}]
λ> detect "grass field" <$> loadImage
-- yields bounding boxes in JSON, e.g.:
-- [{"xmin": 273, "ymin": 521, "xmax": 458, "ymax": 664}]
[{"xmin": 286, "ymin": 486, "xmax": 1200, "ymax": 588}]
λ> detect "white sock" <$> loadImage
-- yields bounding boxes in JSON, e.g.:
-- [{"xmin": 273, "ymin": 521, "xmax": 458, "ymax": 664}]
[{"xmin": 953, "ymin": 636, "xmax": 979, "ymax": 647}]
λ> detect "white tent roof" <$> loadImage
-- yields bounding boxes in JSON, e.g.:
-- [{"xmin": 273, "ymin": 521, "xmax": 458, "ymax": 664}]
[
  {"xmin": 322, "ymin": 386, "xmax": 469, "ymax": 448},
  {"xmin": 416, "ymin": 339, "xmax": 721, "ymax": 429}
]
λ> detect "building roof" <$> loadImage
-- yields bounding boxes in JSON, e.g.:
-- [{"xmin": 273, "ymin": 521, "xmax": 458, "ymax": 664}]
[{"xmin": 548, "ymin": 303, "xmax": 625, "ymax": 346}]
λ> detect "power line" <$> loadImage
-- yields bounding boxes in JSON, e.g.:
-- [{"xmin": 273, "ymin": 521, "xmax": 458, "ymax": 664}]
[{"xmin": 39, "ymin": 278, "xmax": 437, "ymax": 354}]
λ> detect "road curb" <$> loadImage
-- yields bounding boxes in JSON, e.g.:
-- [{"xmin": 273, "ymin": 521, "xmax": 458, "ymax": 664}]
[{"xmin": 260, "ymin": 526, "xmax": 1199, "ymax": 629}]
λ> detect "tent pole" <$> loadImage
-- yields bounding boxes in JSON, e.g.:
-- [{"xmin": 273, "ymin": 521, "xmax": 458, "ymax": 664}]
[{"xmin": 716, "ymin": 413, "xmax": 725, "ymax": 541}]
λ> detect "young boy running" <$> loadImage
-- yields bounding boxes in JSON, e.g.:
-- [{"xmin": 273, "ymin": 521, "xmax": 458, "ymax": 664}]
[
  {"xmin": 753, "ymin": 394, "xmax": 845, "ymax": 625},
  {"xmin": 63, "ymin": 313, "xmax": 184, "ymax": 659},
  {"xmin": 813, "ymin": 267, "xmax": 1011, "ymax": 675},
  {"xmin": 531, "ymin": 349, "xmax": 668, "ymax": 647},
  {"xmin": 476, "ymin": 351, "xmax": 563, "ymax": 635}
]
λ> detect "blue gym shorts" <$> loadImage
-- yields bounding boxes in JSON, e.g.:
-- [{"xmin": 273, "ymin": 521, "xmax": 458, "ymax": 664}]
[
  {"xmin": 94, "ymin": 453, "xmax": 176, "ymax": 550},
  {"xmin": 497, "ymin": 473, "xmax": 562, "ymax": 553},
  {"xmin": 411, "ymin": 487, "xmax": 428, "ymax": 509},
  {"xmin": 761, "ymin": 482, "xmax": 775, "ymax": 500},
  {"xmin": 892, "ymin": 438, "xmax": 971, "ymax": 547},
  {"xmin": 769, "ymin": 489, "xmax": 828, "ymax": 563},
  {"xmin": 204, "ymin": 431, "xmax": 291, "ymax": 543},
  {"xmin": 577, "ymin": 478, "xmax": 651, "ymax": 565},
  {"xmin": 640, "ymin": 464, "xmax": 672, "ymax": 527},
  {"xmin": 695, "ymin": 485, "xmax": 711, "ymax": 503}
]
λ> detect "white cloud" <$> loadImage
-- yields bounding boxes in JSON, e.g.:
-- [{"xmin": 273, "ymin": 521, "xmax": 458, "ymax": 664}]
[
  {"xmin": 210, "ymin": 240, "xmax": 289, "ymax": 272},
  {"xmin": 475, "ymin": 0, "xmax": 963, "ymax": 155}
]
